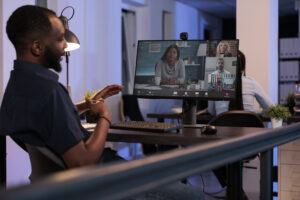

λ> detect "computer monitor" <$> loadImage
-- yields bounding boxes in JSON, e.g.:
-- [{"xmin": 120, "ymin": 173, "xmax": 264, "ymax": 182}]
[{"xmin": 133, "ymin": 40, "xmax": 239, "ymax": 100}]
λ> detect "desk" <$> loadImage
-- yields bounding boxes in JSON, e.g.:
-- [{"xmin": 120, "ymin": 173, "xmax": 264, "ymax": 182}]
[
  {"xmin": 107, "ymin": 126, "xmax": 262, "ymax": 145},
  {"xmin": 148, "ymin": 112, "xmax": 300, "ymax": 124},
  {"xmin": 105, "ymin": 126, "xmax": 268, "ymax": 200}
]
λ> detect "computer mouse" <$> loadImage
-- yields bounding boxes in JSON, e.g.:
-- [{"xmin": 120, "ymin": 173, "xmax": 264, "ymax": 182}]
[{"xmin": 201, "ymin": 125, "xmax": 217, "ymax": 135}]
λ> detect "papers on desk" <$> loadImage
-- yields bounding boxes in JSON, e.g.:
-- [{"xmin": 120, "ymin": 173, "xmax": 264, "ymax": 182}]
[{"xmin": 82, "ymin": 123, "xmax": 96, "ymax": 130}]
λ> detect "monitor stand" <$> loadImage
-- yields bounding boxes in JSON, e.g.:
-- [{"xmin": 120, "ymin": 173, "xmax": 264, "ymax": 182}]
[
  {"xmin": 180, "ymin": 32, "xmax": 203, "ymax": 127},
  {"xmin": 182, "ymin": 100, "xmax": 207, "ymax": 128},
  {"xmin": 182, "ymin": 99, "xmax": 197, "ymax": 124}
]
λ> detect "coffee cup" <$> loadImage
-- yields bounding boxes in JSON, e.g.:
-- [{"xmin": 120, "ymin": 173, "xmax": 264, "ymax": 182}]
[{"xmin": 154, "ymin": 77, "xmax": 161, "ymax": 85}]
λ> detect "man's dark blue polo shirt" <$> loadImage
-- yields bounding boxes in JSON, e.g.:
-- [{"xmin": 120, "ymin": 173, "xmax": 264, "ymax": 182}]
[{"xmin": 0, "ymin": 60, "xmax": 89, "ymax": 155}]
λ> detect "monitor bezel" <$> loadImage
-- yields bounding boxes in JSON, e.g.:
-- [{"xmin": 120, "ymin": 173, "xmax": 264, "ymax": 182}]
[{"xmin": 133, "ymin": 39, "xmax": 239, "ymax": 101}]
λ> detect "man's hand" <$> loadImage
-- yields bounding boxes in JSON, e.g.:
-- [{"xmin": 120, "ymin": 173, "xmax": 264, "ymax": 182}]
[
  {"xmin": 87, "ymin": 99, "xmax": 111, "ymax": 121},
  {"xmin": 91, "ymin": 85, "xmax": 124, "ymax": 101},
  {"xmin": 75, "ymin": 85, "xmax": 124, "ymax": 115}
]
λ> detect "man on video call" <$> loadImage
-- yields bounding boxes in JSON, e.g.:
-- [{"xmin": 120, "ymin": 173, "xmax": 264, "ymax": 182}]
[
  {"xmin": 0, "ymin": 5, "xmax": 124, "ymax": 170},
  {"xmin": 211, "ymin": 58, "xmax": 230, "ymax": 75},
  {"xmin": 0, "ymin": 6, "xmax": 207, "ymax": 200}
]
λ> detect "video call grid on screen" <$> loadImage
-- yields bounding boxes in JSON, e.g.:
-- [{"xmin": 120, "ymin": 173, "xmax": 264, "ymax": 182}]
[{"xmin": 133, "ymin": 40, "xmax": 239, "ymax": 100}]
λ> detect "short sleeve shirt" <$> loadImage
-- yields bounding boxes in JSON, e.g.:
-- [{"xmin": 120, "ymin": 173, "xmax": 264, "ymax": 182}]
[{"xmin": 0, "ymin": 61, "xmax": 89, "ymax": 155}]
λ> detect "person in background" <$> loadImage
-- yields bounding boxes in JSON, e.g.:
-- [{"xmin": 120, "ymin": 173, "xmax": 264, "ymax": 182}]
[
  {"xmin": 155, "ymin": 44, "xmax": 185, "ymax": 85},
  {"xmin": 208, "ymin": 50, "xmax": 274, "ymax": 115},
  {"xmin": 208, "ymin": 50, "xmax": 273, "ymax": 200},
  {"xmin": 215, "ymin": 40, "xmax": 232, "ymax": 57}
]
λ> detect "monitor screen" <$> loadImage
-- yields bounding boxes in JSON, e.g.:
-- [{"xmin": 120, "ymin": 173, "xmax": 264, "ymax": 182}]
[{"xmin": 133, "ymin": 40, "xmax": 239, "ymax": 100}]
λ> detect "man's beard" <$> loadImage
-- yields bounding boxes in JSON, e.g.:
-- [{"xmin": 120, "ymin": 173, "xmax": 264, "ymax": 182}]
[{"xmin": 44, "ymin": 46, "xmax": 62, "ymax": 72}]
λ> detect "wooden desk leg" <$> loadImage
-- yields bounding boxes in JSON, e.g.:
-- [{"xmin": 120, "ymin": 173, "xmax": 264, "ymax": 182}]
[
  {"xmin": 260, "ymin": 150, "xmax": 273, "ymax": 200},
  {"xmin": 0, "ymin": 135, "xmax": 6, "ymax": 189},
  {"xmin": 227, "ymin": 161, "xmax": 242, "ymax": 200}
]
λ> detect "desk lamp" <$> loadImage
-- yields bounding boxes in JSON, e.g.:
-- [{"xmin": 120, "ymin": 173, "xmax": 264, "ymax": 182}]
[{"xmin": 59, "ymin": 6, "xmax": 80, "ymax": 93}]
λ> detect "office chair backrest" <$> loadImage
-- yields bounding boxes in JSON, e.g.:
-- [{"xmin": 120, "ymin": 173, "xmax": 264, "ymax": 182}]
[
  {"xmin": 209, "ymin": 110, "xmax": 264, "ymax": 128},
  {"xmin": 25, "ymin": 144, "xmax": 67, "ymax": 182},
  {"xmin": 209, "ymin": 110, "xmax": 264, "ymax": 163},
  {"xmin": 121, "ymin": 94, "xmax": 144, "ymax": 121}
]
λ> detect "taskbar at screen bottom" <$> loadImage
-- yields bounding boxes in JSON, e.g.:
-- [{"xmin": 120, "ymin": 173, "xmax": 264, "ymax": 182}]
[{"xmin": 134, "ymin": 89, "xmax": 235, "ymax": 99}]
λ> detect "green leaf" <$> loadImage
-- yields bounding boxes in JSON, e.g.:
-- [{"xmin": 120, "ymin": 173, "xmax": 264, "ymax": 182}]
[{"xmin": 262, "ymin": 104, "xmax": 291, "ymax": 121}]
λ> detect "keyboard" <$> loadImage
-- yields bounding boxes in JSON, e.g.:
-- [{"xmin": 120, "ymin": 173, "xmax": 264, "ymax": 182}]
[{"xmin": 110, "ymin": 121, "xmax": 183, "ymax": 132}]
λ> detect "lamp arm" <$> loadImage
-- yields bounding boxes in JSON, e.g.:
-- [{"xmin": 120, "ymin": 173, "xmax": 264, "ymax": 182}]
[{"xmin": 66, "ymin": 52, "xmax": 70, "ymax": 87}]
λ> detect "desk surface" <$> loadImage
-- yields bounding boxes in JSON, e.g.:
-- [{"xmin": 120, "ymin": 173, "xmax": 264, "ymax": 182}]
[
  {"xmin": 106, "ymin": 126, "xmax": 266, "ymax": 146},
  {"xmin": 147, "ymin": 112, "xmax": 300, "ymax": 123}
]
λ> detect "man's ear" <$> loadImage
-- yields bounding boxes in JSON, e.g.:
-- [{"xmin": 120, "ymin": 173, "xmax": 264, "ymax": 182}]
[{"xmin": 31, "ymin": 40, "xmax": 44, "ymax": 56}]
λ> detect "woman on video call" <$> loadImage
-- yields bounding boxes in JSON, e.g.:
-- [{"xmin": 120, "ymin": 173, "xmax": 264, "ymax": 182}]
[
  {"xmin": 155, "ymin": 44, "xmax": 185, "ymax": 85},
  {"xmin": 215, "ymin": 41, "xmax": 232, "ymax": 57}
]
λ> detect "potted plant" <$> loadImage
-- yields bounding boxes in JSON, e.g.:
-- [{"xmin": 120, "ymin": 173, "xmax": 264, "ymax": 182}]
[
  {"xmin": 82, "ymin": 90, "xmax": 98, "ymax": 123},
  {"xmin": 262, "ymin": 104, "xmax": 291, "ymax": 128},
  {"xmin": 286, "ymin": 93, "xmax": 295, "ymax": 115}
]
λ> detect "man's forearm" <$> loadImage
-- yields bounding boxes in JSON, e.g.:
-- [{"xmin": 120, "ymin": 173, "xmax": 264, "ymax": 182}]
[{"xmin": 85, "ymin": 117, "xmax": 110, "ymax": 150}]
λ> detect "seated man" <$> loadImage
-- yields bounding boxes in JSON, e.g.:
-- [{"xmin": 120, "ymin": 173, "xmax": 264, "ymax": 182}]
[
  {"xmin": 0, "ymin": 5, "xmax": 204, "ymax": 200},
  {"xmin": 0, "ymin": 5, "xmax": 124, "ymax": 169}
]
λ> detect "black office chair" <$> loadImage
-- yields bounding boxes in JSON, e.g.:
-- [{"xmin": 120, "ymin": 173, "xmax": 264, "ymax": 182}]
[
  {"xmin": 121, "ymin": 94, "xmax": 144, "ymax": 122},
  {"xmin": 121, "ymin": 95, "xmax": 157, "ymax": 155},
  {"xmin": 208, "ymin": 110, "xmax": 264, "ymax": 193},
  {"xmin": 209, "ymin": 110, "xmax": 264, "ymax": 163},
  {"xmin": 8, "ymin": 137, "xmax": 67, "ymax": 183},
  {"xmin": 209, "ymin": 110, "xmax": 264, "ymax": 128}
]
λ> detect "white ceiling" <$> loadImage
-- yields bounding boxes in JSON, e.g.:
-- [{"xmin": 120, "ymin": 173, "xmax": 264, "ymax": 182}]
[{"xmin": 175, "ymin": 0, "xmax": 298, "ymax": 19}]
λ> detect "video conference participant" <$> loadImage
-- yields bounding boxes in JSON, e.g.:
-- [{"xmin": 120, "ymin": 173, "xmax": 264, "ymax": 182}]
[
  {"xmin": 211, "ymin": 58, "xmax": 230, "ymax": 75},
  {"xmin": 154, "ymin": 44, "xmax": 185, "ymax": 85},
  {"xmin": 208, "ymin": 58, "xmax": 231, "ymax": 92},
  {"xmin": 215, "ymin": 40, "xmax": 232, "ymax": 57},
  {"xmin": 208, "ymin": 50, "xmax": 274, "ymax": 115},
  {"xmin": 0, "ymin": 5, "xmax": 124, "ymax": 170},
  {"xmin": 209, "ymin": 76, "xmax": 229, "ymax": 92}
]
